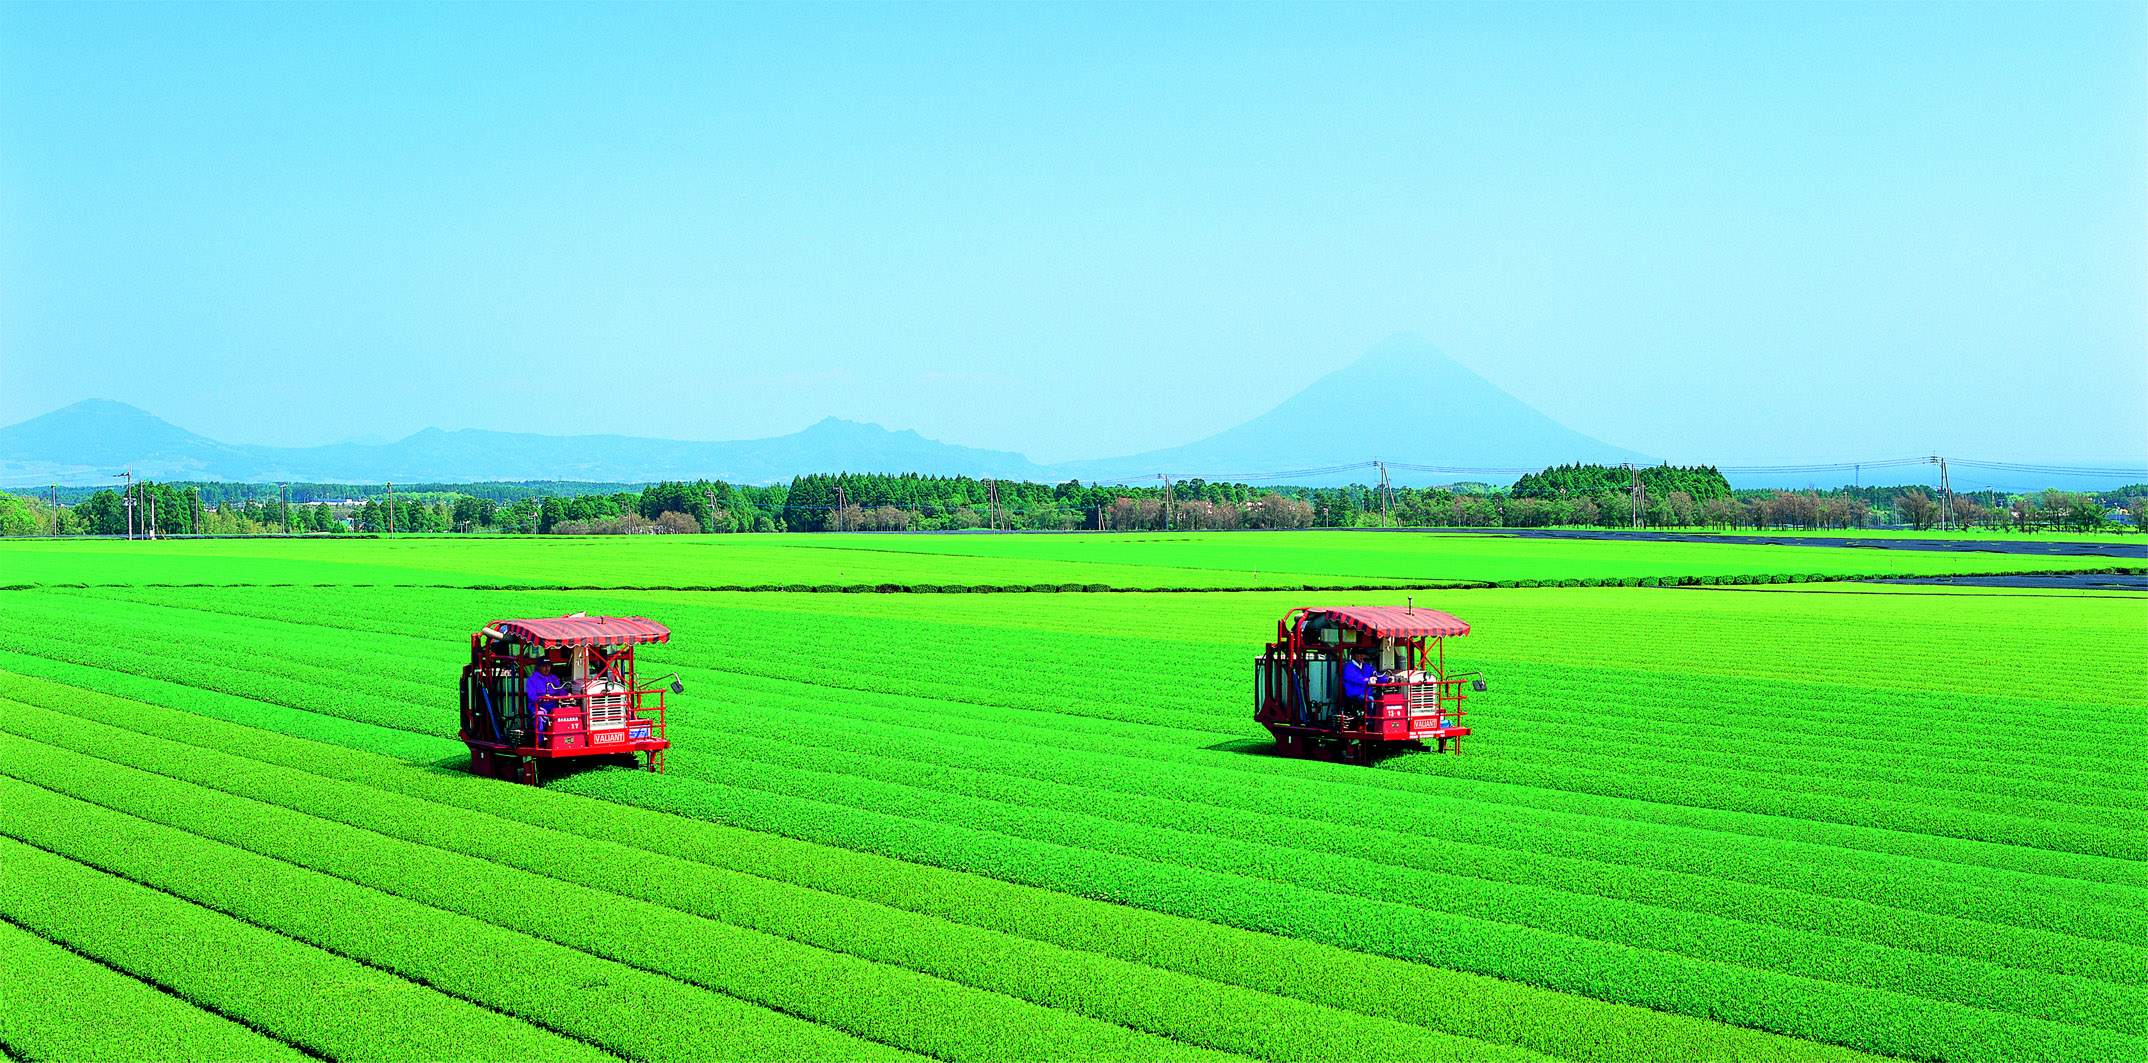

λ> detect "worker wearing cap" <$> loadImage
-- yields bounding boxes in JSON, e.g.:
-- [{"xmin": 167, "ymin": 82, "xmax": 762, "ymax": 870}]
[
  {"xmin": 527, "ymin": 654, "xmax": 567, "ymax": 735},
  {"xmin": 1340, "ymin": 647, "xmax": 1377, "ymax": 712}
]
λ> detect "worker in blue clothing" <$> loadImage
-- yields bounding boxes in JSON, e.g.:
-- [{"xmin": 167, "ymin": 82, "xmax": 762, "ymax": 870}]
[
  {"xmin": 1340, "ymin": 646, "xmax": 1378, "ymax": 716},
  {"xmin": 527, "ymin": 653, "xmax": 567, "ymax": 736}
]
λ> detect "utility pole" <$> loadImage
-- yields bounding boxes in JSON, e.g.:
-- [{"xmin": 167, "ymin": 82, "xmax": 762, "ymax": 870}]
[
  {"xmin": 50, "ymin": 484, "xmax": 59, "ymax": 536},
  {"xmin": 1620, "ymin": 463, "xmax": 1643, "ymax": 528},
  {"xmin": 1162, "ymin": 474, "xmax": 1174, "ymax": 531},
  {"xmin": 705, "ymin": 489, "xmax": 720, "ymax": 533},
  {"xmin": 279, "ymin": 483, "xmax": 289, "ymax": 536},
  {"xmin": 1928, "ymin": 456, "xmax": 1953, "ymax": 531},
  {"xmin": 984, "ymin": 478, "xmax": 1001, "ymax": 531},
  {"xmin": 116, "ymin": 470, "xmax": 134, "ymax": 539},
  {"xmin": 1377, "ymin": 462, "xmax": 1392, "ymax": 528},
  {"xmin": 386, "ymin": 482, "xmax": 395, "ymax": 538},
  {"xmin": 147, "ymin": 493, "xmax": 156, "ymax": 539},
  {"xmin": 835, "ymin": 484, "xmax": 847, "ymax": 532}
]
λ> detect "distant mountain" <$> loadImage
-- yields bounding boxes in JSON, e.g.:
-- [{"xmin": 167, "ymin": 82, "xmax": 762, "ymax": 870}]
[
  {"xmin": 0, "ymin": 399, "xmax": 258, "ymax": 485},
  {"xmin": 0, "ymin": 336, "xmax": 1655, "ymax": 488},
  {"xmin": 9, "ymin": 347, "xmax": 2137, "ymax": 492},
  {"xmin": 0, "ymin": 403, "xmax": 1049, "ymax": 486},
  {"xmin": 1049, "ymin": 333, "xmax": 1649, "ymax": 484}
]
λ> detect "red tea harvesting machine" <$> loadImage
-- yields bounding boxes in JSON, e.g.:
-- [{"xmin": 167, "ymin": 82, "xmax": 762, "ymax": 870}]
[
  {"xmin": 1256, "ymin": 604, "xmax": 1485, "ymax": 765},
  {"xmin": 458, "ymin": 613, "xmax": 680, "ymax": 786}
]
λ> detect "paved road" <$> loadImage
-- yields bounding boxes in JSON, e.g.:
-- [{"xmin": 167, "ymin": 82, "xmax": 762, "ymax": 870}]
[{"xmin": 1401, "ymin": 527, "xmax": 2147, "ymax": 559}]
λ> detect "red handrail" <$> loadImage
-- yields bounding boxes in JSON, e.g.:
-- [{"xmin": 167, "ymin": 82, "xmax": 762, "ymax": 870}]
[{"xmin": 526, "ymin": 687, "xmax": 670, "ymax": 748}]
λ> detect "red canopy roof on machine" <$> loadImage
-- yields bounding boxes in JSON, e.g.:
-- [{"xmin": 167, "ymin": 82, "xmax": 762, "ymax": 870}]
[
  {"xmin": 488, "ymin": 615, "xmax": 672, "ymax": 648},
  {"xmin": 1312, "ymin": 606, "xmax": 1469, "ymax": 638}
]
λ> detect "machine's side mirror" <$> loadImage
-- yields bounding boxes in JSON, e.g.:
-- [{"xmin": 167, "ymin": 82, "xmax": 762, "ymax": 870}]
[
  {"xmin": 670, "ymin": 681, "xmax": 685, "ymax": 695},
  {"xmin": 1472, "ymin": 679, "xmax": 1488, "ymax": 692}
]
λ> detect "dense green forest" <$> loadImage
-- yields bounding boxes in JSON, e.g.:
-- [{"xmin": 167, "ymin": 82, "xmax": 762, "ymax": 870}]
[
  {"xmin": 4, "ymin": 465, "xmax": 2138, "ymax": 536},
  {"xmin": 1511, "ymin": 463, "xmax": 1734, "ymax": 501}
]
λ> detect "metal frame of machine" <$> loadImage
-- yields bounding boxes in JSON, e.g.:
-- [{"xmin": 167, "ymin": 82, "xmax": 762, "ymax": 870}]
[
  {"xmin": 1255, "ymin": 605, "xmax": 1479, "ymax": 765},
  {"xmin": 458, "ymin": 614, "xmax": 676, "ymax": 786}
]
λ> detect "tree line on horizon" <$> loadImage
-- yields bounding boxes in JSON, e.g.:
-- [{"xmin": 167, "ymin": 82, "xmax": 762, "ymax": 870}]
[{"xmin": 3, "ymin": 466, "xmax": 2139, "ymax": 537}]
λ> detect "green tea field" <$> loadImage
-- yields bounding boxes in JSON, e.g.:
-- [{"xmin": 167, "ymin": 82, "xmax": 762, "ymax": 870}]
[{"xmin": 1, "ymin": 533, "xmax": 2141, "ymax": 1062}]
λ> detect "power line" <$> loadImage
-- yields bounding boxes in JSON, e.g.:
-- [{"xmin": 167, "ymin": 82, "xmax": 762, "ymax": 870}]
[{"xmin": 1949, "ymin": 459, "xmax": 2148, "ymax": 477}]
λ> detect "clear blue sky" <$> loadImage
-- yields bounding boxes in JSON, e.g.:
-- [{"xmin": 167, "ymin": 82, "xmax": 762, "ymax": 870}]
[{"xmin": 4, "ymin": 2, "xmax": 2141, "ymax": 465}]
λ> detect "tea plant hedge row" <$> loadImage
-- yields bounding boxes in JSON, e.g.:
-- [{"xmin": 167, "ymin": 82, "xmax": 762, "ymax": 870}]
[
  {"xmin": 0, "ymin": 733, "xmax": 1232, "ymax": 1063},
  {"xmin": 635, "ymin": 673, "xmax": 2142, "ymax": 914},
  {"xmin": 0, "ymin": 670, "xmax": 1872, "ymax": 1063},
  {"xmin": 10, "ymin": 588, "xmax": 2130, "ymax": 895},
  {"xmin": 0, "ymin": 916, "xmax": 309, "ymax": 1063},
  {"xmin": 9, "ymin": 597, "xmax": 2139, "ymax": 857},
  {"xmin": 0, "ymin": 775, "xmax": 913, "ymax": 1063},
  {"xmin": 36, "ymin": 575, "xmax": 2136, "ymax": 718},
  {"xmin": 16, "ymin": 584, "xmax": 2130, "ymax": 807},
  {"xmin": 0, "ymin": 704, "xmax": 1523, "ymax": 1063},
  {"xmin": 656, "ymin": 710, "xmax": 2137, "ymax": 983},
  {"xmin": 0, "ymin": 820, "xmax": 614, "ymax": 1063},
  {"xmin": 557, "ymin": 768, "xmax": 2141, "ymax": 1063},
  {"xmin": 614, "ymin": 738, "xmax": 2144, "ymax": 1035},
  {"xmin": 4, "ymin": 594, "xmax": 2133, "ymax": 898},
  {"xmin": 4, "ymin": 639, "xmax": 2130, "ymax": 957},
  {"xmin": 1, "ymin": 573, "xmax": 2140, "ymax": 1063},
  {"xmin": 4, "ymin": 605, "xmax": 2113, "ymax": 949}
]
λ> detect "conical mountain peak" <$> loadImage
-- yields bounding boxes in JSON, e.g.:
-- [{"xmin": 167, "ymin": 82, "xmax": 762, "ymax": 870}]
[{"xmin": 1048, "ymin": 335, "xmax": 1647, "ymax": 483}]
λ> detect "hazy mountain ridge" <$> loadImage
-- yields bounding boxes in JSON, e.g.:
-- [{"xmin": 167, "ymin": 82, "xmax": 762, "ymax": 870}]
[
  {"xmin": 1, "ymin": 406, "xmax": 1052, "ymax": 486},
  {"xmin": 3, "ymin": 335, "xmax": 1650, "ymax": 487}
]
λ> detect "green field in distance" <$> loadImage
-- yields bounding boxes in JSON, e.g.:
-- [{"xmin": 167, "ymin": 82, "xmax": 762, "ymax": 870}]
[{"xmin": 0, "ymin": 529, "xmax": 2125, "ymax": 589}]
